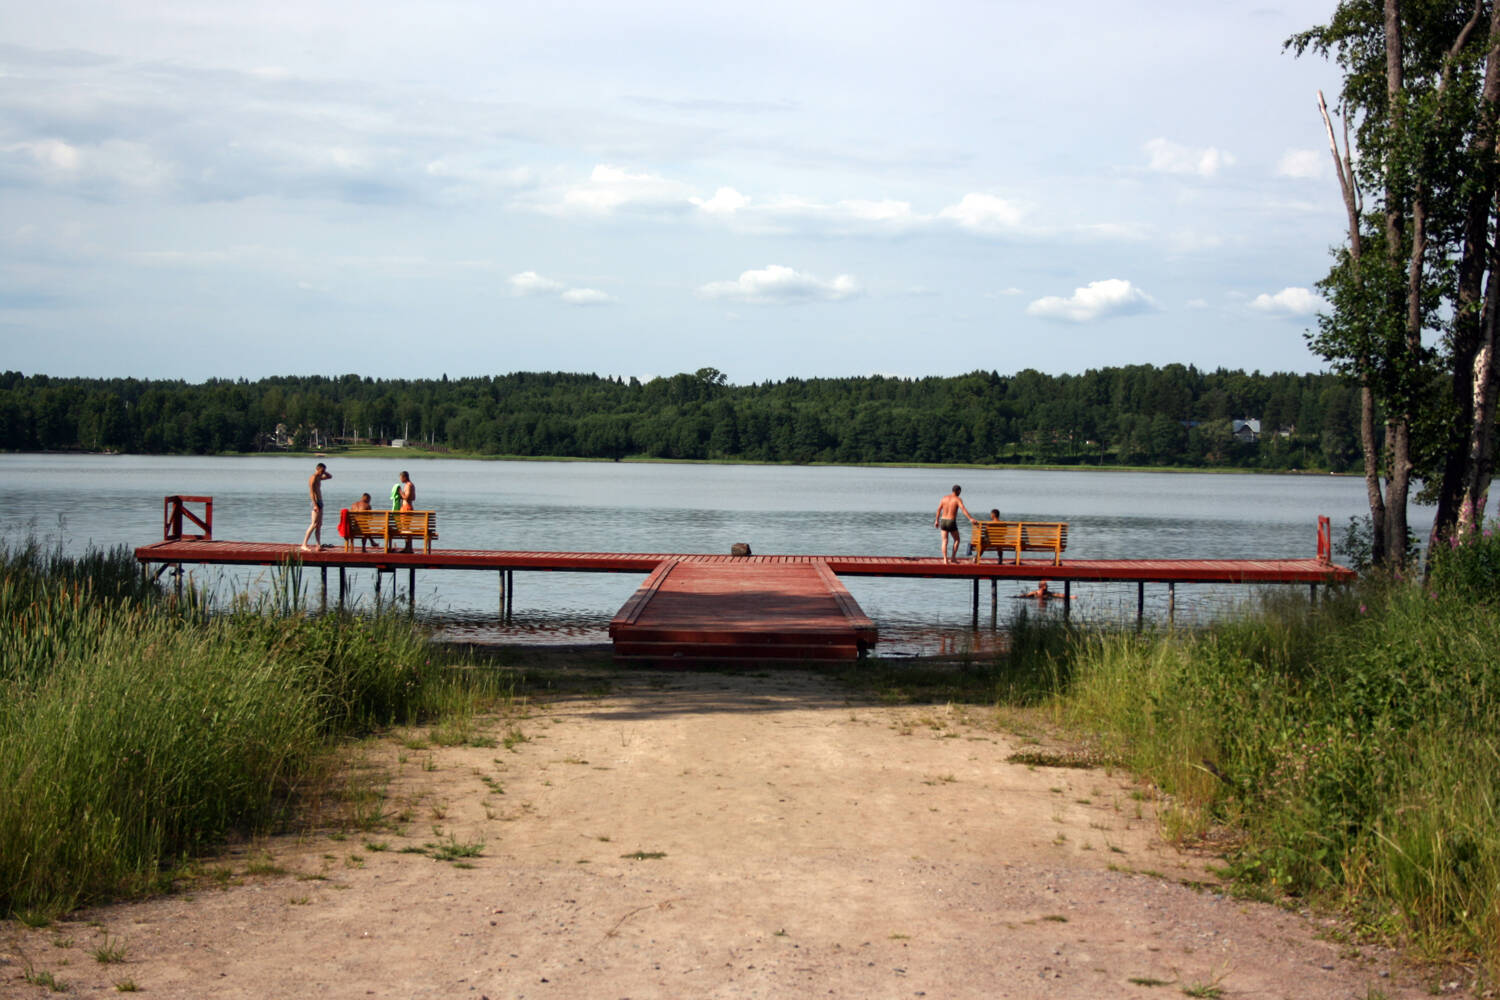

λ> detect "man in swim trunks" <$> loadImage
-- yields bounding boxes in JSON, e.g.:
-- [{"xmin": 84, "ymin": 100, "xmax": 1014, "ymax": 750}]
[
  {"xmin": 395, "ymin": 470, "xmax": 416, "ymax": 551},
  {"xmin": 934, "ymin": 484, "xmax": 976, "ymax": 564},
  {"xmin": 301, "ymin": 462, "xmax": 333, "ymax": 551}
]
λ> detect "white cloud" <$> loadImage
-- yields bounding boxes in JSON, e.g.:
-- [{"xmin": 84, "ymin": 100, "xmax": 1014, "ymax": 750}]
[
  {"xmin": 5, "ymin": 138, "xmax": 173, "ymax": 190},
  {"xmin": 690, "ymin": 186, "xmax": 750, "ymax": 216},
  {"xmin": 753, "ymin": 196, "xmax": 925, "ymax": 234},
  {"xmin": 425, "ymin": 159, "xmax": 535, "ymax": 189},
  {"xmin": 1143, "ymin": 138, "xmax": 1235, "ymax": 177},
  {"xmin": 938, "ymin": 193, "xmax": 1025, "ymax": 233},
  {"xmin": 1249, "ymin": 286, "xmax": 1328, "ymax": 317},
  {"xmin": 1026, "ymin": 278, "xmax": 1158, "ymax": 323},
  {"xmin": 699, "ymin": 264, "xmax": 860, "ymax": 304},
  {"xmin": 9, "ymin": 139, "xmax": 80, "ymax": 172},
  {"xmin": 1275, "ymin": 148, "xmax": 1325, "ymax": 180},
  {"xmin": 561, "ymin": 287, "xmax": 612, "ymax": 305},
  {"xmin": 510, "ymin": 270, "xmax": 614, "ymax": 305},
  {"xmin": 509, "ymin": 270, "xmax": 565, "ymax": 296},
  {"xmin": 549, "ymin": 164, "xmax": 691, "ymax": 216}
]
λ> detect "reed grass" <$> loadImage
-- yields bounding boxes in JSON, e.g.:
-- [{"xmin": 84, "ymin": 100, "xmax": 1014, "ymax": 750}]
[
  {"xmin": 1010, "ymin": 523, "xmax": 1500, "ymax": 973},
  {"xmin": 0, "ymin": 542, "xmax": 492, "ymax": 917}
]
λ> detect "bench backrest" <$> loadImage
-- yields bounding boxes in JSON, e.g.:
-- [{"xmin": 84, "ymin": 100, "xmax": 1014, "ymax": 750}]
[
  {"xmin": 390, "ymin": 510, "xmax": 436, "ymax": 533},
  {"xmin": 973, "ymin": 520, "xmax": 1067, "ymax": 545},
  {"xmin": 347, "ymin": 510, "xmax": 437, "ymax": 534}
]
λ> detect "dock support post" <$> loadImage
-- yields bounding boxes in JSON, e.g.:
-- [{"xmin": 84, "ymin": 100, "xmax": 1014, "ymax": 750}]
[
  {"xmin": 374, "ymin": 569, "xmax": 382, "ymax": 603},
  {"xmin": 175, "ymin": 564, "xmax": 183, "ymax": 601},
  {"xmin": 1310, "ymin": 583, "xmax": 1318, "ymax": 603},
  {"xmin": 972, "ymin": 578, "xmax": 979, "ymax": 621},
  {"xmin": 320, "ymin": 567, "xmax": 327, "ymax": 609},
  {"xmin": 1168, "ymin": 582, "xmax": 1175, "ymax": 625},
  {"xmin": 338, "ymin": 567, "xmax": 346, "ymax": 607},
  {"xmin": 499, "ymin": 570, "xmax": 505, "ymax": 615},
  {"xmin": 408, "ymin": 568, "xmax": 416, "ymax": 610},
  {"xmin": 1063, "ymin": 580, "xmax": 1071, "ymax": 622},
  {"xmin": 1136, "ymin": 581, "xmax": 1145, "ymax": 631},
  {"xmin": 990, "ymin": 578, "xmax": 997, "ymax": 615}
]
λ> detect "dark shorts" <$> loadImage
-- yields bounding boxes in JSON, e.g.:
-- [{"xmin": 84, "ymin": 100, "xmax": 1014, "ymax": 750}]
[{"xmin": 939, "ymin": 517, "xmax": 957, "ymax": 532}]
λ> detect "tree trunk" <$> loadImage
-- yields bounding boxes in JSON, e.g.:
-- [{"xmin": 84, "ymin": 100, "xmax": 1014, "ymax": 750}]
[
  {"xmin": 1362, "ymin": 379, "xmax": 1388, "ymax": 566},
  {"xmin": 1386, "ymin": 417, "xmax": 1413, "ymax": 566},
  {"xmin": 1382, "ymin": 0, "xmax": 1413, "ymax": 571},
  {"xmin": 1428, "ymin": 2, "xmax": 1497, "ymax": 550},
  {"xmin": 1459, "ymin": 214, "xmax": 1500, "ymax": 534}
]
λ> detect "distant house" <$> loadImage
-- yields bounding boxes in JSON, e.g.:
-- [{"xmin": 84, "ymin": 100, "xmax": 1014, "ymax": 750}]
[
  {"xmin": 1232, "ymin": 418, "xmax": 1261, "ymax": 444},
  {"xmin": 391, "ymin": 438, "xmax": 407, "ymax": 448}
]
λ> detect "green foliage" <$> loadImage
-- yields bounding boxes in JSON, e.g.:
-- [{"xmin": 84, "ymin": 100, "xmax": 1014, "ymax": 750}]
[
  {"xmin": 0, "ymin": 544, "xmax": 470, "ymax": 916},
  {"xmin": 1428, "ymin": 517, "xmax": 1500, "ymax": 603},
  {"xmin": 0, "ymin": 366, "xmax": 1356, "ymax": 470},
  {"xmin": 1051, "ymin": 580, "xmax": 1500, "ymax": 970}
]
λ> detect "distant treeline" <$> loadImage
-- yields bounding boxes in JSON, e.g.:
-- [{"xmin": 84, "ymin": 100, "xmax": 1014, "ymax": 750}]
[{"xmin": 0, "ymin": 365, "xmax": 1367, "ymax": 470}]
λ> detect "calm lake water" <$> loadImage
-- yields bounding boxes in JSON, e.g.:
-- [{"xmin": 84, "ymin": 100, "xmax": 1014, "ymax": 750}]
[{"xmin": 2, "ymin": 454, "xmax": 1442, "ymax": 656}]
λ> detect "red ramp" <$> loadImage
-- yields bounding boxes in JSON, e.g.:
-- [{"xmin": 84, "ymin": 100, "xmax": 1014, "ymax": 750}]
[{"xmin": 609, "ymin": 559, "xmax": 876, "ymax": 662}]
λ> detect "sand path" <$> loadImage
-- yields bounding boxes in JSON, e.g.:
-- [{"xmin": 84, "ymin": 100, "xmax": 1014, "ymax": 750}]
[{"xmin": 3, "ymin": 669, "xmax": 1449, "ymax": 998}]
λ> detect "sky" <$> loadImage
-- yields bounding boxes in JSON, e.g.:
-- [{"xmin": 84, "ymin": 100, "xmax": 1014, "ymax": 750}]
[{"xmin": 1, "ymin": 0, "xmax": 1353, "ymax": 385}]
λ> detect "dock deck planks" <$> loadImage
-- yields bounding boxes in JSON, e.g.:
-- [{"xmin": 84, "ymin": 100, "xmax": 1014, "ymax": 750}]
[
  {"xmin": 608, "ymin": 559, "xmax": 876, "ymax": 662},
  {"xmin": 133, "ymin": 539, "xmax": 1354, "ymax": 586}
]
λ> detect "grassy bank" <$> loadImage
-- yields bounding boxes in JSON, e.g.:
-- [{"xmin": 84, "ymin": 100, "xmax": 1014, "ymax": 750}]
[
  {"xmin": 0, "ymin": 543, "xmax": 506, "ymax": 918},
  {"xmin": 1008, "ymin": 525, "xmax": 1500, "ymax": 975}
]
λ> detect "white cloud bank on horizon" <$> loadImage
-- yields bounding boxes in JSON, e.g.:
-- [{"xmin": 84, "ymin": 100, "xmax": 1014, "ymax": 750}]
[
  {"xmin": 1250, "ymin": 286, "xmax": 1329, "ymax": 317},
  {"xmin": 699, "ymin": 265, "xmax": 860, "ymax": 304},
  {"xmin": 1143, "ymin": 138, "xmax": 1235, "ymax": 177},
  {"xmin": 1026, "ymin": 278, "xmax": 1158, "ymax": 323},
  {"xmin": 529, "ymin": 165, "xmax": 1040, "ymax": 239}
]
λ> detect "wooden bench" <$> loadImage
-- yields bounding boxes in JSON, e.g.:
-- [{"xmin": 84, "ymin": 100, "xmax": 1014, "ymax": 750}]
[
  {"xmin": 342, "ymin": 509, "xmax": 439, "ymax": 554},
  {"xmin": 971, "ymin": 520, "xmax": 1068, "ymax": 565}
]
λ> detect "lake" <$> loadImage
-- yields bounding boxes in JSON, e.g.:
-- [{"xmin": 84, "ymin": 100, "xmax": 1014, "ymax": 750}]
[{"xmin": 2, "ymin": 454, "xmax": 1440, "ymax": 656}]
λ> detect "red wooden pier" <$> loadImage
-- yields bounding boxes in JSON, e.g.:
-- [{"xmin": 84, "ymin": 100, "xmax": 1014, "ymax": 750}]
[{"xmin": 135, "ymin": 497, "xmax": 1356, "ymax": 662}]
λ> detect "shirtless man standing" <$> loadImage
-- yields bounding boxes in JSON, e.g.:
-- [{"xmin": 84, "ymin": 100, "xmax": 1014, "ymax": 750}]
[
  {"xmin": 300, "ymin": 462, "xmax": 333, "ymax": 551},
  {"xmin": 396, "ymin": 470, "xmax": 416, "ymax": 551},
  {"xmin": 934, "ymin": 484, "xmax": 976, "ymax": 563}
]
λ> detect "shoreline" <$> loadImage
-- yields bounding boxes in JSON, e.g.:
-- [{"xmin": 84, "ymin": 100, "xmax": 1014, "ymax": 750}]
[{"xmin": 6, "ymin": 447, "xmax": 1358, "ymax": 478}]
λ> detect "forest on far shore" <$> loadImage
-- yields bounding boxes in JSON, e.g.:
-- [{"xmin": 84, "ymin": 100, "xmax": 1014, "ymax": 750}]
[{"xmin": 0, "ymin": 364, "xmax": 1367, "ymax": 471}]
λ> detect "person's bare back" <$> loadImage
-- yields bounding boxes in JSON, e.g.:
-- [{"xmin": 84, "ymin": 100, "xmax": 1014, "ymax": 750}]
[{"xmin": 934, "ymin": 484, "xmax": 975, "ymax": 563}]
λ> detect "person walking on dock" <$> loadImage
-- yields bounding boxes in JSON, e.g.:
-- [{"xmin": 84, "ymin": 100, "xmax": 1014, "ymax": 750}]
[
  {"xmin": 300, "ymin": 462, "xmax": 333, "ymax": 551},
  {"xmin": 935, "ymin": 485, "xmax": 976, "ymax": 563}
]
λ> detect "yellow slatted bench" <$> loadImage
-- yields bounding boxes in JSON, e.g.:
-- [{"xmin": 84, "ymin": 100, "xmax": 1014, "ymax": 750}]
[
  {"xmin": 342, "ymin": 509, "xmax": 439, "ymax": 554},
  {"xmin": 971, "ymin": 520, "xmax": 1068, "ymax": 565}
]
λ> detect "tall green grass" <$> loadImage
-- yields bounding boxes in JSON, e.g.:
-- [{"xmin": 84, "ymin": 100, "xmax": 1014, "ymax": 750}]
[
  {"xmin": 0, "ymin": 543, "xmax": 479, "ymax": 916},
  {"xmin": 1013, "ymin": 524, "xmax": 1500, "ymax": 971}
]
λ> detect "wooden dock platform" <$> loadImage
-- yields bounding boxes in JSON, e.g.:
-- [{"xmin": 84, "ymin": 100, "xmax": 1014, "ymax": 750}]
[
  {"xmin": 609, "ymin": 559, "xmax": 876, "ymax": 661},
  {"xmin": 134, "ymin": 539, "xmax": 1355, "ymax": 661},
  {"xmin": 135, "ymin": 500, "xmax": 1355, "ymax": 661}
]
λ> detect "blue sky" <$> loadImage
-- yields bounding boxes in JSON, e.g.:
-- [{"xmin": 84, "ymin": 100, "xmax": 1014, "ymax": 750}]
[{"xmin": 1, "ymin": 0, "xmax": 1348, "ymax": 384}]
